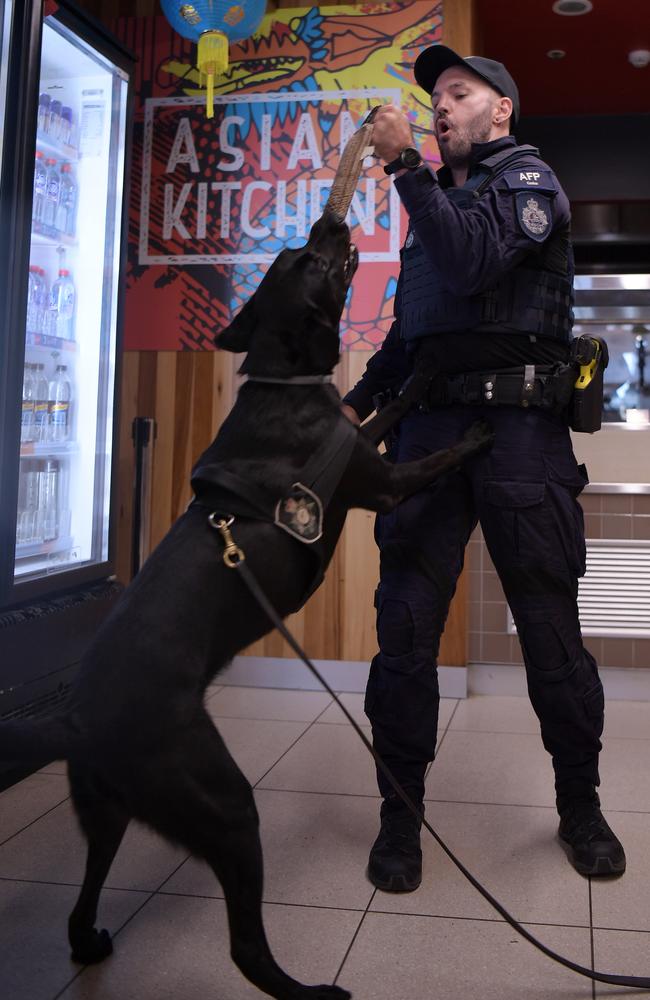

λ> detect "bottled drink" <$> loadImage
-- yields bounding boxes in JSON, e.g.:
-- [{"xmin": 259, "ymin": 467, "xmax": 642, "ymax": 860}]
[
  {"xmin": 26, "ymin": 267, "xmax": 39, "ymax": 334},
  {"xmin": 60, "ymin": 106, "xmax": 73, "ymax": 145},
  {"xmin": 37, "ymin": 92, "xmax": 51, "ymax": 134},
  {"xmin": 42, "ymin": 157, "xmax": 60, "ymax": 230},
  {"xmin": 48, "ymin": 99, "xmax": 62, "ymax": 141},
  {"xmin": 17, "ymin": 460, "xmax": 41, "ymax": 543},
  {"xmin": 48, "ymin": 364, "xmax": 72, "ymax": 443},
  {"xmin": 37, "ymin": 458, "xmax": 58, "ymax": 541},
  {"xmin": 21, "ymin": 363, "xmax": 35, "ymax": 443},
  {"xmin": 34, "ymin": 267, "xmax": 48, "ymax": 334},
  {"xmin": 49, "ymin": 269, "xmax": 75, "ymax": 340},
  {"xmin": 55, "ymin": 163, "xmax": 77, "ymax": 236},
  {"xmin": 33, "ymin": 151, "xmax": 47, "ymax": 224},
  {"xmin": 32, "ymin": 363, "xmax": 49, "ymax": 442}
]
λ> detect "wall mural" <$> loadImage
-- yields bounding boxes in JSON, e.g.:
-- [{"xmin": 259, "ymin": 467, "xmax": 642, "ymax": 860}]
[{"xmin": 114, "ymin": 1, "xmax": 442, "ymax": 351}]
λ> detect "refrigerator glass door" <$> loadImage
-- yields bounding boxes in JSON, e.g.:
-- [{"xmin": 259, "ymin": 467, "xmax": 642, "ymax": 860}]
[
  {"xmin": 14, "ymin": 15, "xmax": 128, "ymax": 583},
  {"xmin": 0, "ymin": 1, "xmax": 12, "ymax": 168}
]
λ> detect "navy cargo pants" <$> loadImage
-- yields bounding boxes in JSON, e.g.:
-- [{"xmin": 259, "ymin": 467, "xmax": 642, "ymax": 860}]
[{"xmin": 365, "ymin": 403, "xmax": 603, "ymax": 809}]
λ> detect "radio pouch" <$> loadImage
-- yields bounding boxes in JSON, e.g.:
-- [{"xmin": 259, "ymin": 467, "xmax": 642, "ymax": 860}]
[{"xmin": 569, "ymin": 335, "xmax": 609, "ymax": 433}]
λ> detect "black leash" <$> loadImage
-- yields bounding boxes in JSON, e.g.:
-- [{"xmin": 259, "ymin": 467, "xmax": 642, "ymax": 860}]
[{"xmin": 211, "ymin": 515, "xmax": 650, "ymax": 991}]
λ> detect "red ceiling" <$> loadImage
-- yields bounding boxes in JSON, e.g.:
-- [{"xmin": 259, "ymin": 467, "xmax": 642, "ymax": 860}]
[{"xmin": 475, "ymin": 0, "xmax": 650, "ymax": 116}]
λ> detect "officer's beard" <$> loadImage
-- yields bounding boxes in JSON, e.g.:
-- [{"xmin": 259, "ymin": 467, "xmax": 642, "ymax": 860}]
[{"xmin": 438, "ymin": 105, "xmax": 495, "ymax": 169}]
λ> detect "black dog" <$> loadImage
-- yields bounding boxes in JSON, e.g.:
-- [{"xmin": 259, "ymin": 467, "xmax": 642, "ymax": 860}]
[{"xmin": 0, "ymin": 211, "xmax": 491, "ymax": 999}]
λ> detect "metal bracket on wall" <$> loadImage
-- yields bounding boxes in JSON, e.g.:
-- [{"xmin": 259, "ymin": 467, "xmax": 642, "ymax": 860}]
[{"xmin": 131, "ymin": 416, "xmax": 156, "ymax": 578}]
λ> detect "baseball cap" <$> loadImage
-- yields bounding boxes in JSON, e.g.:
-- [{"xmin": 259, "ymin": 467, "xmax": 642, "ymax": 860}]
[{"xmin": 414, "ymin": 44, "xmax": 520, "ymax": 126}]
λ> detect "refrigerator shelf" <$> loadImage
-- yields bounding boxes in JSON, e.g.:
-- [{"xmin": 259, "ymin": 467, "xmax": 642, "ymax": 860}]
[
  {"xmin": 15, "ymin": 535, "xmax": 74, "ymax": 561},
  {"xmin": 36, "ymin": 133, "xmax": 79, "ymax": 162},
  {"xmin": 31, "ymin": 223, "xmax": 77, "ymax": 247},
  {"xmin": 25, "ymin": 330, "xmax": 77, "ymax": 351},
  {"xmin": 20, "ymin": 441, "xmax": 78, "ymax": 458}
]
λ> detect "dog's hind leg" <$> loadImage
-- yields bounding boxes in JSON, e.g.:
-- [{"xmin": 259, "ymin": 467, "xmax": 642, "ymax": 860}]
[
  {"xmin": 141, "ymin": 718, "xmax": 351, "ymax": 1000},
  {"xmin": 67, "ymin": 765, "xmax": 131, "ymax": 964}
]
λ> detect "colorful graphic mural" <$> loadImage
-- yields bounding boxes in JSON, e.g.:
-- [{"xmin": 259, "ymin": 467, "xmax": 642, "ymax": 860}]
[{"xmin": 115, "ymin": 2, "xmax": 442, "ymax": 350}]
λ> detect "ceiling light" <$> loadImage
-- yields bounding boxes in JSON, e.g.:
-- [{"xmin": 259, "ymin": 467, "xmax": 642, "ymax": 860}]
[
  {"xmin": 628, "ymin": 49, "xmax": 650, "ymax": 68},
  {"xmin": 552, "ymin": 0, "xmax": 593, "ymax": 14},
  {"xmin": 547, "ymin": 49, "xmax": 566, "ymax": 59}
]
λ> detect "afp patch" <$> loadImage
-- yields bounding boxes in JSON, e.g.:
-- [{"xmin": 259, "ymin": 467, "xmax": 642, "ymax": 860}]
[
  {"xmin": 516, "ymin": 191, "xmax": 552, "ymax": 242},
  {"xmin": 404, "ymin": 229, "xmax": 416, "ymax": 250},
  {"xmin": 274, "ymin": 483, "xmax": 323, "ymax": 543}
]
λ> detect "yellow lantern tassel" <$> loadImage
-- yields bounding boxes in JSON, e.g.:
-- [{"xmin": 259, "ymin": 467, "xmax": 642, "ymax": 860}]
[{"xmin": 197, "ymin": 30, "xmax": 229, "ymax": 118}]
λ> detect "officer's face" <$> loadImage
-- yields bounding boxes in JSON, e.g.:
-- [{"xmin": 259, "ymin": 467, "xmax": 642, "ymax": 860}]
[{"xmin": 431, "ymin": 66, "xmax": 502, "ymax": 167}]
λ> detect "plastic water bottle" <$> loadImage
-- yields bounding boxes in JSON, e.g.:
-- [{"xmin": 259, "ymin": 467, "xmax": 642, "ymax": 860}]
[
  {"xmin": 33, "ymin": 151, "xmax": 47, "ymax": 224},
  {"xmin": 26, "ymin": 266, "xmax": 39, "ymax": 333},
  {"xmin": 48, "ymin": 364, "xmax": 72, "ymax": 443},
  {"xmin": 37, "ymin": 458, "xmax": 58, "ymax": 541},
  {"xmin": 42, "ymin": 157, "xmax": 60, "ymax": 230},
  {"xmin": 17, "ymin": 460, "xmax": 40, "ymax": 543},
  {"xmin": 33, "ymin": 363, "xmax": 49, "ymax": 442},
  {"xmin": 21, "ymin": 363, "xmax": 35, "ymax": 443},
  {"xmin": 49, "ymin": 269, "xmax": 75, "ymax": 340},
  {"xmin": 34, "ymin": 267, "xmax": 48, "ymax": 334},
  {"xmin": 55, "ymin": 164, "xmax": 77, "ymax": 237}
]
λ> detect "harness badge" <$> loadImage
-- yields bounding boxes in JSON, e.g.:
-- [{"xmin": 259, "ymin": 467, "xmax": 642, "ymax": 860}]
[
  {"xmin": 274, "ymin": 483, "xmax": 323, "ymax": 544},
  {"xmin": 404, "ymin": 230, "xmax": 415, "ymax": 249}
]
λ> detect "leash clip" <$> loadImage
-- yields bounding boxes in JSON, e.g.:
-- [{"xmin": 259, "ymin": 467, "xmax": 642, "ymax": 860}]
[{"xmin": 208, "ymin": 512, "xmax": 245, "ymax": 568}]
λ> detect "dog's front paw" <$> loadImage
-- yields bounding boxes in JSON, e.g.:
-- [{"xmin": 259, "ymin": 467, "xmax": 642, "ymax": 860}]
[{"xmin": 70, "ymin": 927, "xmax": 113, "ymax": 965}]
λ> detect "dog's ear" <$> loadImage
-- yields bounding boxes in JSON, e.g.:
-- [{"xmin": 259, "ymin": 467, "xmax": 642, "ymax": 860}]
[{"xmin": 215, "ymin": 296, "xmax": 256, "ymax": 353}]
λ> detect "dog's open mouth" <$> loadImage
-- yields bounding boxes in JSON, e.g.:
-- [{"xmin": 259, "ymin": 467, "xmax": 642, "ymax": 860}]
[{"xmin": 344, "ymin": 243, "xmax": 359, "ymax": 287}]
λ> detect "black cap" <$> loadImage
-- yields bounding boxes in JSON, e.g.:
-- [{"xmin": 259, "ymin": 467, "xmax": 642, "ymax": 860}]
[{"xmin": 414, "ymin": 45, "xmax": 520, "ymax": 126}]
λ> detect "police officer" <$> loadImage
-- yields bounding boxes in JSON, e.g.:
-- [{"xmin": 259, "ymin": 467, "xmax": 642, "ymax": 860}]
[{"xmin": 341, "ymin": 45, "xmax": 626, "ymax": 891}]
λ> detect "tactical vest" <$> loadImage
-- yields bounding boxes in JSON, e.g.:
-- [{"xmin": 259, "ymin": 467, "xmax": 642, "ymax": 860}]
[{"xmin": 400, "ymin": 145, "xmax": 574, "ymax": 345}]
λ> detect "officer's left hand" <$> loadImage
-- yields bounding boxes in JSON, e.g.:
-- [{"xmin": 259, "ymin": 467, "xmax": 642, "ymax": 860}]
[{"xmin": 372, "ymin": 105, "xmax": 415, "ymax": 163}]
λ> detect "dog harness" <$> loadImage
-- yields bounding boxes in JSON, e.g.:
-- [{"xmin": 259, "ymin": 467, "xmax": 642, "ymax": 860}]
[{"xmin": 190, "ymin": 409, "xmax": 358, "ymax": 599}]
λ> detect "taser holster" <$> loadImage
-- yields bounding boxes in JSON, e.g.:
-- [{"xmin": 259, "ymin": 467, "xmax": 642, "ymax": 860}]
[{"xmin": 569, "ymin": 335, "xmax": 609, "ymax": 433}]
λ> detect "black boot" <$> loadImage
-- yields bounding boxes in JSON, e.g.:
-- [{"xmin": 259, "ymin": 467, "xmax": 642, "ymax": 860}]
[
  {"xmin": 557, "ymin": 790, "xmax": 626, "ymax": 876},
  {"xmin": 367, "ymin": 800, "xmax": 423, "ymax": 893}
]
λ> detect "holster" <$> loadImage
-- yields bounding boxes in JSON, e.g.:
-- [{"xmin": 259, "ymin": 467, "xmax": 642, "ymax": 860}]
[{"xmin": 568, "ymin": 335, "xmax": 608, "ymax": 433}]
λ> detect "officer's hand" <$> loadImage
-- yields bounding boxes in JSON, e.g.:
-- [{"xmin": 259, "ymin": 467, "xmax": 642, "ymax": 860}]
[
  {"xmin": 341, "ymin": 404, "xmax": 361, "ymax": 426},
  {"xmin": 372, "ymin": 105, "xmax": 415, "ymax": 164}
]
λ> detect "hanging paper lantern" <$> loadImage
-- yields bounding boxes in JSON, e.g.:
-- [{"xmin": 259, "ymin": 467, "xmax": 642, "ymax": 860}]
[{"xmin": 160, "ymin": 0, "xmax": 267, "ymax": 118}]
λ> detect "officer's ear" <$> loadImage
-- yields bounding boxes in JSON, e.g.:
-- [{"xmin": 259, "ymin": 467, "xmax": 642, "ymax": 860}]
[{"xmin": 494, "ymin": 95, "xmax": 512, "ymax": 127}]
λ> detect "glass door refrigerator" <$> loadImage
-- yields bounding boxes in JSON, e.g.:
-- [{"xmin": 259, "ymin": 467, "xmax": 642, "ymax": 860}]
[{"xmin": 0, "ymin": 0, "xmax": 134, "ymax": 770}]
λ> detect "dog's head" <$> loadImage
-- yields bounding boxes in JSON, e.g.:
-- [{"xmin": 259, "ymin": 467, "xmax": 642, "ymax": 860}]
[{"xmin": 215, "ymin": 210, "xmax": 359, "ymax": 377}]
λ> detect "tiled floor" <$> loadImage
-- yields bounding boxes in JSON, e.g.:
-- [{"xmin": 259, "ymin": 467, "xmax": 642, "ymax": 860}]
[{"xmin": 2, "ymin": 689, "xmax": 650, "ymax": 1000}]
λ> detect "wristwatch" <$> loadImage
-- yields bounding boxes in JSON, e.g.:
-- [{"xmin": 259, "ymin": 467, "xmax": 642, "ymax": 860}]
[{"xmin": 383, "ymin": 146, "xmax": 423, "ymax": 175}]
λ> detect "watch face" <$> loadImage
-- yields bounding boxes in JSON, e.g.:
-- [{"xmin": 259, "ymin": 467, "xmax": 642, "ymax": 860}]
[{"xmin": 401, "ymin": 147, "xmax": 422, "ymax": 169}]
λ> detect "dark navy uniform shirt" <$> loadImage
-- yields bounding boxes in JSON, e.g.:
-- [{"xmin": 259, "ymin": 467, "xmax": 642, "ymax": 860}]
[{"xmin": 344, "ymin": 135, "xmax": 572, "ymax": 421}]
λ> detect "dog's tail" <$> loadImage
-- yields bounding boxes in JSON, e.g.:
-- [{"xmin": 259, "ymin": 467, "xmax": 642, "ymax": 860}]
[{"xmin": 0, "ymin": 715, "xmax": 75, "ymax": 764}]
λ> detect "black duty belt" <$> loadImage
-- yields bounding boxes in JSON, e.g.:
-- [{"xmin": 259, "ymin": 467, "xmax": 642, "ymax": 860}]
[{"xmin": 418, "ymin": 364, "xmax": 575, "ymax": 413}]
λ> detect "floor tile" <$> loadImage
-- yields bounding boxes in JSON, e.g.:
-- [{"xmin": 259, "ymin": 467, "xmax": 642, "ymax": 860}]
[
  {"xmin": 257, "ymin": 723, "xmax": 378, "ymax": 796},
  {"xmin": 425, "ymin": 731, "xmax": 556, "ymax": 807},
  {"xmin": 205, "ymin": 685, "xmax": 333, "ymax": 722},
  {"xmin": 0, "ymin": 772, "xmax": 69, "ymax": 843},
  {"xmin": 339, "ymin": 912, "xmax": 592, "ymax": 1000},
  {"xmin": 449, "ymin": 694, "xmax": 540, "ymax": 734},
  {"xmin": 0, "ymin": 879, "xmax": 149, "ymax": 1000},
  {"xmin": 210, "ymin": 716, "xmax": 312, "ymax": 785},
  {"xmin": 58, "ymin": 894, "xmax": 360, "ymax": 1000},
  {"xmin": 163, "ymin": 789, "xmax": 378, "ymax": 910},
  {"xmin": 317, "ymin": 693, "xmax": 458, "ymax": 735},
  {"xmin": 603, "ymin": 699, "xmax": 650, "ymax": 740},
  {"xmin": 0, "ymin": 797, "xmax": 186, "ymax": 890},
  {"xmin": 593, "ymin": 928, "xmax": 650, "ymax": 998},
  {"xmin": 369, "ymin": 800, "xmax": 589, "ymax": 926},
  {"xmin": 591, "ymin": 811, "xmax": 650, "ymax": 932},
  {"xmin": 598, "ymin": 738, "xmax": 650, "ymax": 812}
]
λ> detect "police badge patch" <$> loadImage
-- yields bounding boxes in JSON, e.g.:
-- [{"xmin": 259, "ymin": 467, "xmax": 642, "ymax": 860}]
[
  {"xmin": 404, "ymin": 229, "xmax": 415, "ymax": 249},
  {"xmin": 515, "ymin": 191, "xmax": 552, "ymax": 242},
  {"xmin": 274, "ymin": 483, "xmax": 323, "ymax": 543}
]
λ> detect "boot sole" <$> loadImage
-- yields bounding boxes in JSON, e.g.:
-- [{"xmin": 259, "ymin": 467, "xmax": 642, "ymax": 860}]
[
  {"xmin": 558, "ymin": 835, "xmax": 626, "ymax": 877},
  {"xmin": 367, "ymin": 867, "xmax": 422, "ymax": 893}
]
